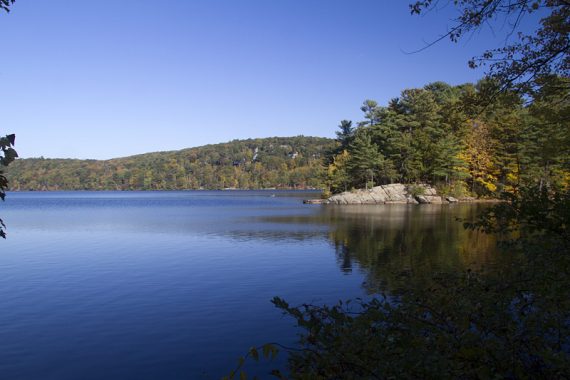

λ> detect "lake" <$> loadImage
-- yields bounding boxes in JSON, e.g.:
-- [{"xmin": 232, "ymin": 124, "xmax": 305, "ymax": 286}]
[{"xmin": 0, "ymin": 191, "xmax": 497, "ymax": 379}]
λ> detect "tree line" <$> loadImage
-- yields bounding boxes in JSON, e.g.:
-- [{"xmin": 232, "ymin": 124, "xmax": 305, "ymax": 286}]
[
  {"xmin": 324, "ymin": 77, "xmax": 569, "ymax": 197},
  {"xmin": 7, "ymin": 136, "xmax": 334, "ymax": 191}
]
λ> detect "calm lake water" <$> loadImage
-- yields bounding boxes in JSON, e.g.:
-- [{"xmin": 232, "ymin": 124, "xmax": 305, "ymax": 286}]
[{"xmin": 0, "ymin": 191, "xmax": 497, "ymax": 379}]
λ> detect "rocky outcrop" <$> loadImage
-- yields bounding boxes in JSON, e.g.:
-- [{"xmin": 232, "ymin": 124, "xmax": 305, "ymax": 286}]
[
  {"xmin": 327, "ymin": 184, "xmax": 449, "ymax": 205},
  {"xmin": 303, "ymin": 199, "xmax": 327, "ymax": 204}
]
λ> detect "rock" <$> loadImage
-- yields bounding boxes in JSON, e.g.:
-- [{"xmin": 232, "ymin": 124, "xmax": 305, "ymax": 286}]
[
  {"xmin": 383, "ymin": 184, "xmax": 408, "ymax": 202},
  {"xmin": 361, "ymin": 193, "xmax": 377, "ymax": 204},
  {"xmin": 406, "ymin": 195, "xmax": 419, "ymax": 204},
  {"xmin": 445, "ymin": 196, "xmax": 458, "ymax": 203},
  {"xmin": 328, "ymin": 190, "xmax": 367, "ymax": 205},
  {"xmin": 370, "ymin": 186, "xmax": 389, "ymax": 203},
  {"xmin": 415, "ymin": 195, "xmax": 430, "ymax": 204},
  {"xmin": 328, "ymin": 194, "xmax": 346, "ymax": 204},
  {"xmin": 303, "ymin": 199, "xmax": 327, "ymax": 204},
  {"xmin": 369, "ymin": 192, "xmax": 387, "ymax": 203},
  {"xmin": 326, "ymin": 183, "xmax": 450, "ymax": 206},
  {"xmin": 425, "ymin": 195, "xmax": 444, "ymax": 204},
  {"xmin": 349, "ymin": 194, "xmax": 363, "ymax": 204}
]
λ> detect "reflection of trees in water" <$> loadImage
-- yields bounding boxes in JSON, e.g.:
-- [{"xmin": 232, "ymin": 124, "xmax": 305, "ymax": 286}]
[
  {"xmin": 320, "ymin": 205, "xmax": 505, "ymax": 293},
  {"xmin": 334, "ymin": 241, "xmax": 353, "ymax": 274},
  {"xmin": 256, "ymin": 204, "xmax": 512, "ymax": 293}
]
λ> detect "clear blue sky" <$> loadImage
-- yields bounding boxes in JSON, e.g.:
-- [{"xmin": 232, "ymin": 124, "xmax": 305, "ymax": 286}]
[{"xmin": 0, "ymin": 0, "xmax": 533, "ymax": 159}]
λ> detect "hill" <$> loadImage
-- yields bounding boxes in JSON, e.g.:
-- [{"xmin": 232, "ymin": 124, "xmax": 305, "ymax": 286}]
[{"xmin": 7, "ymin": 136, "xmax": 335, "ymax": 191}]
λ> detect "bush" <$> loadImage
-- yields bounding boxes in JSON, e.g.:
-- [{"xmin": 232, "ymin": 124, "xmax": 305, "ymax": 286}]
[
  {"xmin": 436, "ymin": 181, "xmax": 469, "ymax": 198},
  {"xmin": 407, "ymin": 184, "xmax": 426, "ymax": 197}
]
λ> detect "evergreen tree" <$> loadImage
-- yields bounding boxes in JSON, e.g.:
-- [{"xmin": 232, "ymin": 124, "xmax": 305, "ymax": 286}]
[
  {"xmin": 359, "ymin": 100, "xmax": 380, "ymax": 127},
  {"xmin": 335, "ymin": 120, "xmax": 355, "ymax": 151},
  {"xmin": 348, "ymin": 133, "xmax": 385, "ymax": 189},
  {"xmin": 520, "ymin": 76, "xmax": 570, "ymax": 190}
]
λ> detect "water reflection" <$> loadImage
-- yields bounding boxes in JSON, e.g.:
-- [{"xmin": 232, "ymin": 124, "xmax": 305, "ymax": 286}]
[
  {"xmin": 262, "ymin": 204, "xmax": 504, "ymax": 293},
  {"xmin": 0, "ymin": 192, "xmax": 509, "ymax": 379},
  {"xmin": 7, "ymin": 192, "xmax": 505, "ymax": 295}
]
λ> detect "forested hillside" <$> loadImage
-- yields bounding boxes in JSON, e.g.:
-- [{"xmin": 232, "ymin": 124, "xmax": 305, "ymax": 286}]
[
  {"xmin": 8, "ymin": 136, "xmax": 334, "ymax": 190},
  {"xmin": 324, "ymin": 77, "xmax": 570, "ymax": 198},
  {"xmin": 9, "ymin": 79, "xmax": 569, "ymax": 195}
]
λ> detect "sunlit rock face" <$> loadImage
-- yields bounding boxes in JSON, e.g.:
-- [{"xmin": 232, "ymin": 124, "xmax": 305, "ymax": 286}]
[{"xmin": 327, "ymin": 184, "xmax": 445, "ymax": 205}]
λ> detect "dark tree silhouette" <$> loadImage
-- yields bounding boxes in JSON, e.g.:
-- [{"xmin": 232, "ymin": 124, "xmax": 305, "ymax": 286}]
[
  {"xmin": 0, "ymin": 0, "xmax": 15, "ymax": 13},
  {"xmin": 411, "ymin": 0, "xmax": 569, "ymax": 95}
]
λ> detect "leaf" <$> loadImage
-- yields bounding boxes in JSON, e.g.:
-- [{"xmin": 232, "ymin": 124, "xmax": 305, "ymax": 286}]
[
  {"xmin": 270, "ymin": 346, "xmax": 279, "ymax": 360},
  {"xmin": 262, "ymin": 344, "xmax": 271, "ymax": 358},
  {"xmin": 249, "ymin": 347, "xmax": 259, "ymax": 361}
]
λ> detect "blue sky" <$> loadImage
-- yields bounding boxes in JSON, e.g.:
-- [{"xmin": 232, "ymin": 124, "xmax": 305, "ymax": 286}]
[{"xmin": 0, "ymin": 1, "xmax": 535, "ymax": 159}]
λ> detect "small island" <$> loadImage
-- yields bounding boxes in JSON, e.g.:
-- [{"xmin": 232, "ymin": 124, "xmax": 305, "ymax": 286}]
[
  {"xmin": 316, "ymin": 183, "xmax": 459, "ymax": 205},
  {"xmin": 306, "ymin": 183, "xmax": 504, "ymax": 205}
]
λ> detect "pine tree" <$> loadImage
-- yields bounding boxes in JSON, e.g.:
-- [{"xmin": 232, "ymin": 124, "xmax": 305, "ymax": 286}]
[{"xmin": 348, "ymin": 133, "xmax": 385, "ymax": 189}]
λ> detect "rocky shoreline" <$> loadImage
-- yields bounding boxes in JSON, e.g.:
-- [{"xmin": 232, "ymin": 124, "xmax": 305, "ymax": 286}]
[{"xmin": 304, "ymin": 184, "xmax": 496, "ymax": 205}]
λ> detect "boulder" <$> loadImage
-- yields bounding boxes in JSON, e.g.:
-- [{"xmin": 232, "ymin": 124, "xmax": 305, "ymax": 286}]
[
  {"xmin": 303, "ymin": 199, "xmax": 328, "ymax": 204},
  {"xmin": 415, "ymin": 195, "xmax": 430, "ymax": 204},
  {"xmin": 328, "ymin": 193, "xmax": 348, "ymax": 204},
  {"xmin": 383, "ymin": 184, "xmax": 408, "ymax": 202},
  {"xmin": 327, "ymin": 183, "xmax": 447, "ymax": 206},
  {"xmin": 370, "ymin": 186, "xmax": 389, "ymax": 203},
  {"xmin": 425, "ymin": 195, "xmax": 444, "ymax": 204},
  {"xmin": 348, "ymin": 194, "xmax": 363, "ymax": 204},
  {"xmin": 406, "ymin": 195, "xmax": 419, "ymax": 204},
  {"xmin": 360, "ymin": 193, "xmax": 377, "ymax": 204},
  {"xmin": 445, "ymin": 196, "xmax": 458, "ymax": 203}
]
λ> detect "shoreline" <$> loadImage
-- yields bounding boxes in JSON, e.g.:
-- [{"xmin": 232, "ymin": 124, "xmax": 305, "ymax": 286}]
[
  {"xmin": 304, "ymin": 198, "xmax": 502, "ymax": 205},
  {"xmin": 7, "ymin": 188, "xmax": 321, "ymax": 192},
  {"xmin": 306, "ymin": 184, "xmax": 503, "ymax": 205}
]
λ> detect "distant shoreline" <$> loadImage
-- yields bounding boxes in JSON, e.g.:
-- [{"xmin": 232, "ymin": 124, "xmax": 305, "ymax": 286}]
[{"xmin": 7, "ymin": 188, "xmax": 323, "ymax": 192}]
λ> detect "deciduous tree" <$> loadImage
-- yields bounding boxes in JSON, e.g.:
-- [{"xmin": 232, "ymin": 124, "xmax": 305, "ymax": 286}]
[{"xmin": 411, "ymin": 0, "xmax": 570, "ymax": 95}]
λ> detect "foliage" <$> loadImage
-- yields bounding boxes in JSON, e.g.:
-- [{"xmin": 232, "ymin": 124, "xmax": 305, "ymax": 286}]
[
  {"xmin": 347, "ymin": 133, "xmax": 385, "ymax": 189},
  {"xmin": 459, "ymin": 121, "xmax": 498, "ymax": 194},
  {"xmin": 519, "ymin": 76, "xmax": 570, "ymax": 190},
  {"xmin": 0, "ymin": 134, "xmax": 17, "ymax": 238},
  {"xmin": 224, "ymin": 343, "xmax": 284, "ymax": 380},
  {"xmin": 230, "ymin": 185, "xmax": 570, "ymax": 379},
  {"xmin": 226, "ymin": 2, "xmax": 570, "ymax": 377},
  {"xmin": 407, "ymin": 184, "xmax": 426, "ymax": 197},
  {"xmin": 334, "ymin": 120, "xmax": 354, "ymax": 154},
  {"xmin": 0, "ymin": 0, "xmax": 14, "ymax": 13},
  {"xmin": 465, "ymin": 184, "xmax": 570, "ymax": 245},
  {"xmin": 7, "ymin": 136, "xmax": 335, "ymax": 191},
  {"xmin": 324, "ymin": 150, "xmax": 351, "ymax": 194},
  {"xmin": 325, "ymin": 79, "xmax": 569, "ymax": 196},
  {"xmin": 271, "ymin": 251, "xmax": 569, "ymax": 379},
  {"xmin": 436, "ymin": 181, "xmax": 469, "ymax": 198},
  {"xmin": 410, "ymin": 0, "xmax": 570, "ymax": 95}
]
